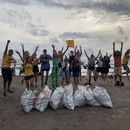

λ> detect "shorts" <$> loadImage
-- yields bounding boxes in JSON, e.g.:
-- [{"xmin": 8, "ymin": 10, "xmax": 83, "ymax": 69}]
[
  {"xmin": 2, "ymin": 68, "xmax": 13, "ymax": 82},
  {"xmin": 114, "ymin": 67, "xmax": 121, "ymax": 76},
  {"xmin": 101, "ymin": 67, "xmax": 109, "ymax": 74},
  {"xmin": 25, "ymin": 75, "xmax": 34, "ymax": 80},
  {"xmin": 122, "ymin": 64, "xmax": 129, "ymax": 71},
  {"xmin": 88, "ymin": 66, "xmax": 95, "ymax": 71},
  {"xmin": 41, "ymin": 67, "xmax": 50, "ymax": 72},
  {"xmin": 96, "ymin": 67, "xmax": 103, "ymax": 72},
  {"xmin": 72, "ymin": 67, "xmax": 80, "ymax": 77},
  {"xmin": 33, "ymin": 65, "xmax": 39, "ymax": 73},
  {"xmin": 60, "ymin": 69, "xmax": 68, "ymax": 79}
]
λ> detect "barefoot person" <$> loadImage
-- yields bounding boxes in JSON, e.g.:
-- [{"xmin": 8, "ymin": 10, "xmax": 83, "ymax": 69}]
[
  {"xmin": 122, "ymin": 49, "xmax": 130, "ymax": 80},
  {"xmin": 1, "ymin": 40, "xmax": 16, "ymax": 96},
  {"xmin": 60, "ymin": 55, "xmax": 69, "ymax": 85},
  {"xmin": 39, "ymin": 49, "xmax": 52, "ymax": 87},
  {"xmin": 68, "ymin": 51, "xmax": 75, "ymax": 81},
  {"xmin": 113, "ymin": 42, "xmax": 123, "ymax": 86},
  {"xmin": 71, "ymin": 46, "xmax": 82, "ymax": 91},
  {"xmin": 32, "ymin": 53, "xmax": 40, "ymax": 88},
  {"xmin": 74, "ymin": 45, "xmax": 82, "ymax": 81},
  {"xmin": 84, "ymin": 50, "xmax": 100, "ymax": 84},
  {"xmin": 101, "ymin": 52, "xmax": 112, "ymax": 80},
  {"xmin": 58, "ymin": 46, "xmax": 69, "ymax": 69},
  {"xmin": 16, "ymin": 46, "xmax": 39, "ymax": 90},
  {"xmin": 95, "ymin": 52, "xmax": 103, "ymax": 80}
]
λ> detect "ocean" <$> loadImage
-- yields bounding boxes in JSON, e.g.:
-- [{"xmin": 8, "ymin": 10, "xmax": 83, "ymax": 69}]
[{"xmin": 0, "ymin": 63, "xmax": 129, "ymax": 76}]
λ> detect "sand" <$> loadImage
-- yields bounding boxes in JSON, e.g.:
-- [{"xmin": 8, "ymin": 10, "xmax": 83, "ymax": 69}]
[{"xmin": 0, "ymin": 76, "xmax": 130, "ymax": 130}]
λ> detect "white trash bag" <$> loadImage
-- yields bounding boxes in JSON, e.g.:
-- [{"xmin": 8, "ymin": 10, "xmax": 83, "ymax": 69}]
[
  {"xmin": 84, "ymin": 85, "xmax": 101, "ymax": 106},
  {"xmin": 50, "ymin": 86, "xmax": 65, "ymax": 110},
  {"xmin": 63, "ymin": 83, "xmax": 75, "ymax": 110},
  {"xmin": 74, "ymin": 85, "xmax": 86, "ymax": 107},
  {"xmin": 21, "ymin": 89, "xmax": 37, "ymax": 112},
  {"xmin": 93, "ymin": 86, "xmax": 113, "ymax": 108},
  {"xmin": 35, "ymin": 85, "xmax": 52, "ymax": 112}
]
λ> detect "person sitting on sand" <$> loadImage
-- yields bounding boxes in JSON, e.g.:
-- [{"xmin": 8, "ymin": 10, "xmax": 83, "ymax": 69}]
[
  {"xmin": 16, "ymin": 46, "xmax": 39, "ymax": 90},
  {"xmin": 113, "ymin": 42, "xmax": 123, "ymax": 86},
  {"xmin": 122, "ymin": 49, "xmax": 130, "ymax": 80},
  {"xmin": 1, "ymin": 40, "xmax": 16, "ymax": 96},
  {"xmin": 84, "ymin": 50, "xmax": 100, "ymax": 84},
  {"xmin": 39, "ymin": 49, "xmax": 52, "ymax": 87}
]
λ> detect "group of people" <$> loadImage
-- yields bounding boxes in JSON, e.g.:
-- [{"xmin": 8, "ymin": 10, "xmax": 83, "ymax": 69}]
[{"xmin": 1, "ymin": 40, "xmax": 130, "ymax": 96}]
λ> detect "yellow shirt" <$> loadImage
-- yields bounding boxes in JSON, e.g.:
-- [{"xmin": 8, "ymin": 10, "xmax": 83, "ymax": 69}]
[
  {"xmin": 122, "ymin": 53, "xmax": 130, "ymax": 64},
  {"xmin": 2, "ymin": 54, "xmax": 15, "ymax": 68},
  {"xmin": 24, "ymin": 63, "xmax": 33, "ymax": 76}
]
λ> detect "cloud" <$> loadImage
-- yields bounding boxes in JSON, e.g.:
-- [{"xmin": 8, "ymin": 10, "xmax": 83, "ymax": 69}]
[
  {"xmin": 50, "ymin": 37, "xmax": 60, "ymax": 43},
  {"xmin": 0, "ymin": 7, "xmax": 50, "ymax": 37},
  {"xmin": 26, "ymin": 22, "xmax": 50, "ymax": 36},
  {"xmin": 116, "ymin": 25, "xmax": 124, "ymax": 35},
  {"xmin": 59, "ymin": 32, "xmax": 90, "ymax": 39},
  {"xmin": 116, "ymin": 25, "xmax": 128, "ymax": 42},
  {"xmin": 1, "ymin": 0, "xmax": 130, "ymax": 15},
  {"xmin": 0, "ymin": 0, "xmax": 30, "ymax": 5}
]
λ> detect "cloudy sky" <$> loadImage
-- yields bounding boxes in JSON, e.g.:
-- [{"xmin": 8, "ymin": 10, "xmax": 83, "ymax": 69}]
[{"xmin": 0, "ymin": 0, "xmax": 130, "ymax": 60}]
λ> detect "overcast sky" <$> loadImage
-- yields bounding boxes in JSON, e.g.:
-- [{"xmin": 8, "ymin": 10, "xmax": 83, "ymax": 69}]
[{"xmin": 0, "ymin": 0, "xmax": 130, "ymax": 60}]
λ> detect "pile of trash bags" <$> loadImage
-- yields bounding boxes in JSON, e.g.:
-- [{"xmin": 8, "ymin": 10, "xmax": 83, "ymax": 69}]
[{"xmin": 21, "ymin": 83, "xmax": 113, "ymax": 112}]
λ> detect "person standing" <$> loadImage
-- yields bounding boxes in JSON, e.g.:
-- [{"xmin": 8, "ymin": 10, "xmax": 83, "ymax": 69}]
[
  {"xmin": 101, "ymin": 52, "xmax": 112, "ymax": 80},
  {"xmin": 39, "ymin": 49, "xmax": 52, "ymax": 87},
  {"xmin": 1, "ymin": 40, "xmax": 16, "ymax": 96},
  {"xmin": 51, "ymin": 45, "xmax": 60, "ymax": 90},
  {"xmin": 16, "ymin": 46, "xmax": 39, "ymax": 90},
  {"xmin": 32, "ymin": 53, "xmax": 40, "ymax": 88},
  {"xmin": 84, "ymin": 50, "xmax": 100, "ymax": 84},
  {"xmin": 122, "ymin": 49, "xmax": 130, "ymax": 80},
  {"xmin": 113, "ymin": 42, "xmax": 123, "ymax": 86},
  {"xmin": 68, "ymin": 51, "xmax": 75, "ymax": 81},
  {"xmin": 60, "ymin": 55, "xmax": 69, "ymax": 85}
]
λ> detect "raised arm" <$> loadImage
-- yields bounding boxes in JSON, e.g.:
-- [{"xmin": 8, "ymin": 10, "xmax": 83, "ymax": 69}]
[
  {"xmin": 96, "ymin": 50, "xmax": 101, "ymax": 59},
  {"xmin": 113, "ymin": 42, "xmax": 115, "ymax": 56},
  {"xmin": 52, "ymin": 44, "xmax": 57, "ymax": 54},
  {"xmin": 15, "ymin": 51, "xmax": 24, "ymax": 63},
  {"xmin": 3, "ymin": 40, "xmax": 10, "ymax": 56},
  {"xmin": 120, "ymin": 41, "xmax": 123, "ymax": 55},
  {"xmin": 79, "ymin": 45, "xmax": 82, "ymax": 56},
  {"xmin": 60, "ymin": 47, "xmax": 64, "ymax": 53},
  {"xmin": 20, "ymin": 43, "xmax": 25, "ymax": 58},
  {"xmin": 63, "ymin": 46, "xmax": 69, "ymax": 55},
  {"xmin": 74, "ymin": 45, "xmax": 77, "ymax": 53},
  {"xmin": 84, "ymin": 50, "xmax": 90, "ymax": 60},
  {"xmin": 31, "ymin": 46, "xmax": 39, "ymax": 58}
]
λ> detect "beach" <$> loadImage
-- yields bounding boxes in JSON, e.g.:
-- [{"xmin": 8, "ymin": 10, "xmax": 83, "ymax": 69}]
[{"xmin": 0, "ymin": 76, "xmax": 130, "ymax": 130}]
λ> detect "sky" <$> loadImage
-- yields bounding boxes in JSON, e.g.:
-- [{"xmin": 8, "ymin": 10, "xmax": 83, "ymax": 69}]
[{"xmin": 0, "ymin": 0, "xmax": 130, "ymax": 60}]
